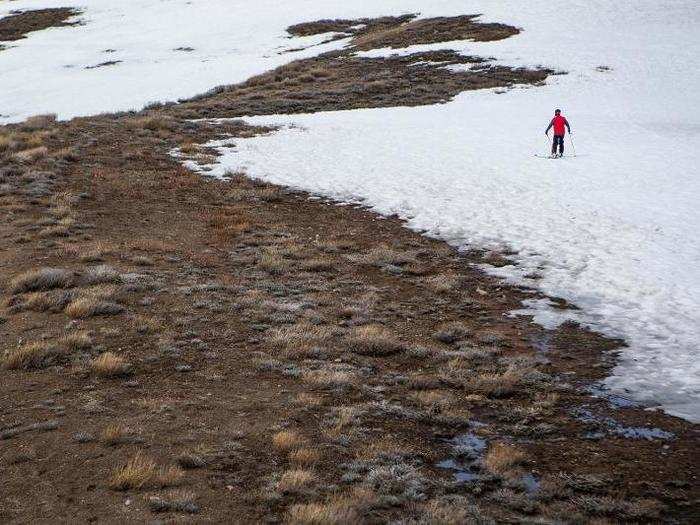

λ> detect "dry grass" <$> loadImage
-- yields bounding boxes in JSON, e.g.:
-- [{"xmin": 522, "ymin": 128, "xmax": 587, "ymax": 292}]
[
  {"xmin": 484, "ymin": 443, "xmax": 526, "ymax": 475},
  {"xmin": 128, "ymin": 115, "xmax": 174, "ymax": 131},
  {"xmin": 60, "ymin": 331, "xmax": 92, "ymax": 351},
  {"xmin": 38, "ymin": 225, "xmax": 71, "ymax": 238},
  {"xmin": 350, "ymin": 246, "xmax": 416, "ymax": 267},
  {"xmin": 109, "ymin": 454, "xmax": 183, "ymax": 491},
  {"xmin": 301, "ymin": 258, "xmax": 335, "ymax": 272},
  {"xmin": 13, "ymin": 146, "xmax": 48, "ymax": 163},
  {"xmin": 269, "ymin": 324, "xmax": 335, "ymax": 359},
  {"xmin": 295, "ymin": 392, "xmax": 324, "ymax": 407},
  {"xmin": 258, "ymin": 248, "xmax": 289, "ymax": 274},
  {"xmin": 272, "ymin": 430, "xmax": 307, "ymax": 453},
  {"xmin": 12, "ymin": 290, "xmax": 74, "ymax": 312},
  {"xmin": 90, "ymin": 352, "xmax": 131, "ymax": 377},
  {"xmin": 10, "ymin": 267, "xmax": 74, "ymax": 294},
  {"xmin": 21, "ymin": 114, "xmax": 56, "ymax": 131},
  {"xmin": 302, "ymin": 369, "xmax": 357, "ymax": 389},
  {"xmin": 202, "ymin": 209, "xmax": 251, "ymax": 240},
  {"xmin": 277, "ymin": 469, "xmax": 317, "ymax": 493},
  {"xmin": 2, "ymin": 342, "xmax": 62, "ymax": 370},
  {"xmin": 345, "ymin": 325, "xmax": 405, "ymax": 356},
  {"xmin": 426, "ymin": 273, "xmax": 460, "ymax": 293},
  {"xmin": 82, "ymin": 265, "xmax": 121, "ymax": 285},
  {"xmin": 65, "ymin": 297, "xmax": 124, "ymax": 319},
  {"xmin": 109, "ymin": 454, "xmax": 157, "ymax": 491},
  {"xmin": 286, "ymin": 498, "xmax": 358, "ymax": 524},
  {"xmin": 466, "ymin": 366, "xmax": 525, "ymax": 398},
  {"xmin": 289, "ymin": 448, "xmax": 321, "ymax": 467},
  {"xmin": 101, "ymin": 423, "xmax": 130, "ymax": 445}
]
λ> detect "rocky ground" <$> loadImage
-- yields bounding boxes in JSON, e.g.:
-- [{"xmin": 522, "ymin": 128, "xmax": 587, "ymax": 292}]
[{"xmin": 0, "ymin": 10, "xmax": 697, "ymax": 524}]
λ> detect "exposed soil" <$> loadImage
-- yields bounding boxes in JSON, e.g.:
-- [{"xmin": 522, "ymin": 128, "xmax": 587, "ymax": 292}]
[
  {"xmin": 0, "ymin": 11, "xmax": 697, "ymax": 525},
  {"xmin": 0, "ymin": 8, "xmax": 80, "ymax": 42},
  {"xmin": 287, "ymin": 14, "xmax": 519, "ymax": 49}
]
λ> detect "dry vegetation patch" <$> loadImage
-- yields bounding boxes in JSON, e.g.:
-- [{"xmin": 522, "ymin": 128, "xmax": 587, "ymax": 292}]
[
  {"xmin": 10, "ymin": 267, "xmax": 74, "ymax": 294},
  {"xmin": 2, "ymin": 341, "xmax": 63, "ymax": 370},
  {"xmin": 90, "ymin": 352, "xmax": 131, "ymax": 377},
  {"xmin": 345, "ymin": 325, "xmax": 406, "ymax": 356}
]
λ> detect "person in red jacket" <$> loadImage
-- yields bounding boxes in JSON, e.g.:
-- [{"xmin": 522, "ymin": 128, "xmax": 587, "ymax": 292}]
[{"xmin": 545, "ymin": 109, "xmax": 571, "ymax": 157}]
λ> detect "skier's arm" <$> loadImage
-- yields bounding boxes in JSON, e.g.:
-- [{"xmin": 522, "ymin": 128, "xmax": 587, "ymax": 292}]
[
  {"xmin": 565, "ymin": 118, "xmax": 571, "ymax": 134},
  {"xmin": 545, "ymin": 119, "xmax": 553, "ymax": 135}
]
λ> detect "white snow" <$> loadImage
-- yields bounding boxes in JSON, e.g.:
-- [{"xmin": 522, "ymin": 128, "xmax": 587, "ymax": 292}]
[{"xmin": 2, "ymin": 1, "xmax": 699, "ymax": 421}]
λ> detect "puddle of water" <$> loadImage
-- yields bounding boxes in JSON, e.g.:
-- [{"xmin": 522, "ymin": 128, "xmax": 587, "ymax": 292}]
[
  {"xmin": 436, "ymin": 459, "xmax": 480, "ymax": 482},
  {"xmin": 587, "ymin": 383, "xmax": 641, "ymax": 409},
  {"xmin": 572, "ymin": 407, "xmax": 674, "ymax": 441},
  {"xmin": 520, "ymin": 472, "xmax": 540, "ymax": 494},
  {"xmin": 436, "ymin": 430, "xmax": 487, "ymax": 483}
]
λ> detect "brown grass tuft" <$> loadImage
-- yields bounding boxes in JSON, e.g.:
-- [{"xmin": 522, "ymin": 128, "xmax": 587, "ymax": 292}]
[
  {"xmin": 2, "ymin": 342, "xmax": 62, "ymax": 370},
  {"xmin": 484, "ymin": 443, "xmax": 526, "ymax": 475},
  {"xmin": 286, "ymin": 498, "xmax": 358, "ymax": 525},
  {"xmin": 10, "ymin": 267, "xmax": 74, "ymax": 294},
  {"xmin": 289, "ymin": 448, "xmax": 321, "ymax": 467},
  {"xmin": 60, "ymin": 331, "xmax": 92, "ymax": 351},
  {"xmin": 101, "ymin": 423, "xmax": 130, "ymax": 445},
  {"xmin": 13, "ymin": 146, "xmax": 48, "ymax": 163},
  {"xmin": 90, "ymin": 352, "xmax": 131, "ymax": 377},
  {"xmin": 345, "ymin": 325, "xmax": 405, "ymax": 356},
  {"xmin": 272, "ymin": 430, "xmax": 307, "ymax": 453},
  {"xmin": 109, "ymin": 454, "xmax": 183, "ymax": 491},
  {"xmin": 109, "ymin": 453, "xmax": 157, "ymax": 491},
  {"xmin": 277, "ymin": 469, "xmax": 317, "ymax": 493},
  {"xmin": 65, "ymin": 297, "xmax": 124, "ymax": 319}
]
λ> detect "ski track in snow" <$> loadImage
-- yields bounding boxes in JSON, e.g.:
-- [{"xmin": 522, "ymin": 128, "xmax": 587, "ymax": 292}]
[{"xmin": 2, "ymin": 1, "xmax": 699, "ymax": 422}]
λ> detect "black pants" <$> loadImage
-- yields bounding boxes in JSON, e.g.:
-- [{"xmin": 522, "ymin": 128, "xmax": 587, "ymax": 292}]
[{"xmin": 552, "ymin": 135, "xmax": 564, "ymax": 155}]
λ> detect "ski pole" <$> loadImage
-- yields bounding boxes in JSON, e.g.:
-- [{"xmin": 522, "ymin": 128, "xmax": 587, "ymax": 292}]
[
  {"xmin": 569, "ymin": 134, "xmax": 577, "ymax": 157},
  {"xmin": 545, "ymin": 132, "xmax": 552, "ymax": 155}
]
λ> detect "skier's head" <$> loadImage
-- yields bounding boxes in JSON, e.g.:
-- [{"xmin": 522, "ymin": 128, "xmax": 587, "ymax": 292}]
[{"xmin": 554, "ymin": 109, "xmax": 561, "ymax": 115}]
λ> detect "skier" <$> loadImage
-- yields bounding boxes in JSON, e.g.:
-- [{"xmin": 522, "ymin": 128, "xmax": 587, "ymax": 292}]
[{"xmin": 545, "ymin": 109, "xmax": 571, "ymax": 157}]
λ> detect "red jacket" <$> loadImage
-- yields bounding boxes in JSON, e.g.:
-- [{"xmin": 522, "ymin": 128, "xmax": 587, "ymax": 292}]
[{"xmin": 547, "ymin": 115, "xmax": 571, "ymax": 136}]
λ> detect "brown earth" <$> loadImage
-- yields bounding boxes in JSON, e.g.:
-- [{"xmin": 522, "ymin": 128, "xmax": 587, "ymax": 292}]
[
  {"xmin": 0, "ymin": 12, "xmax": 698, "ymax": 525},
  {"xmin": 0, "ymin": 8, "xmax": 80, "ymax": 43}
]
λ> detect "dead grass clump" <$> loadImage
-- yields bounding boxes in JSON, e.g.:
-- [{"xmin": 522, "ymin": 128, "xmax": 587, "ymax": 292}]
[
  {"xmin": 109, "ymin": 454, "xmax": 157, "ymax": 491},
  {"xmin": 289, "ymin": 448, "xmax": 321, "ymax": 467},
  {"xmin": 295, "ymin": 392, "xmax": 324, "ymax": 407},
  {"xmin": 13, "ymin": 146, "xmax": 48, "ymax": 163},
  {"xmin": 177, "ymin": 452, "xmax": 206, "ymax": 469},
  {"xmin": 345, "ymin": 325, "xmax": 406, "ymax": 356},
  {"xmin": 65, "ymin": 298, "xmax": 124, "ymax": 319},
  {"xmin": 302, "ymin": 369, "xmax": 357, "ymax": 389},
  {"xmin": 101, "ymin": 423, "xmax": 131, "ymax": 445},
  {"xmin": 90, "ymin": 352, "xmax": 131, "ymax": 377},
  {"xmin": 179, "ymin": 142, "xmax": 199, "ymax": 154},
  {"xmin": 82, "ymin": 265, "xmax": 121, "ymax": 285},
  {"xmin": 258, "ymin": 248, "xmax": 289, "ymax": 274},
  {"xmin": 129, "ymin": 115, "xmax": 174, "ymax": 131},
  {"xmin": 148, "ymin": 490, "xmax": 200, "ymax": 514},
  {"xmin": 426, "ymin": 273, "xmax": 460, "ymax": 293},
  {"xmin": 433, "ymin": 322, "xmax": 470, "ymax": 344},
  {"xmin": 351, "ymin": 246, "xmax": 416, "ymax": 267},
  {"xmin": 60, "ymin": 331, "xmax": 92, "ymax": 351},
  {"xmin": 109, "ymin": 454, "xmax": 183, "ymax": 491},
  {"xmin": 10, "ymin": 267, "xmax": 74, "ymax": 294},
  {"xmin": 301, "ymin": 258, "xmax": 335, "ymax": 273},
  {"xmin": 38, "ymin": 225, "xmax": 70, "ymax": 238},
  {"xmin": 269, "ymin": 324, "xmax": 334, "ymax": 359},
  {"xmin": 466, "ymin": 366, "xmax": 524, "ymax": 398},
  {"xmin": 484, "ymin": 442, "xmax": 526, "ymax": 475},
  {"xmin": 22, "ymin": 114, "xmax": 57, "ymax": 131},
  {"xmin": 13, "ymin": 289, "xmax": 75, "ymax": 312},
  {"xmin": 286, "ymin": 499, "xmax": 358, "ymax": 525},
  {"xmin": 277, "ymin": 469, "xmax": 317, "ymax": 493},
  {"xmin": 272, "ymin": 430, "xmax": 307, "ymax": 453},
  {"xmin": 2, "ymin": 342, "xmax": 62, "ymax": 370},
  {"xmin": 202, "ymin": 209, "xmax": 251, "ymax": 240}
]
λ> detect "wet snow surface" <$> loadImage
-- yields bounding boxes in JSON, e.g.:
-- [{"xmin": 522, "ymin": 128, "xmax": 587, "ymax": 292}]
[{"xmin": 2, "ymin": 1, "xmax": 699, "ymax": 422}]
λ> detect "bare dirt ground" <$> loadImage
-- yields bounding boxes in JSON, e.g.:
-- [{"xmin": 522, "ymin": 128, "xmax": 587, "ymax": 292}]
[
  {"xmin": 0, "ymin": 12, "xmax": 698, "ymax": 524},
  {"xmin": 0, "ymin": 8, "xmax": 80, "ymax": 44}
]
